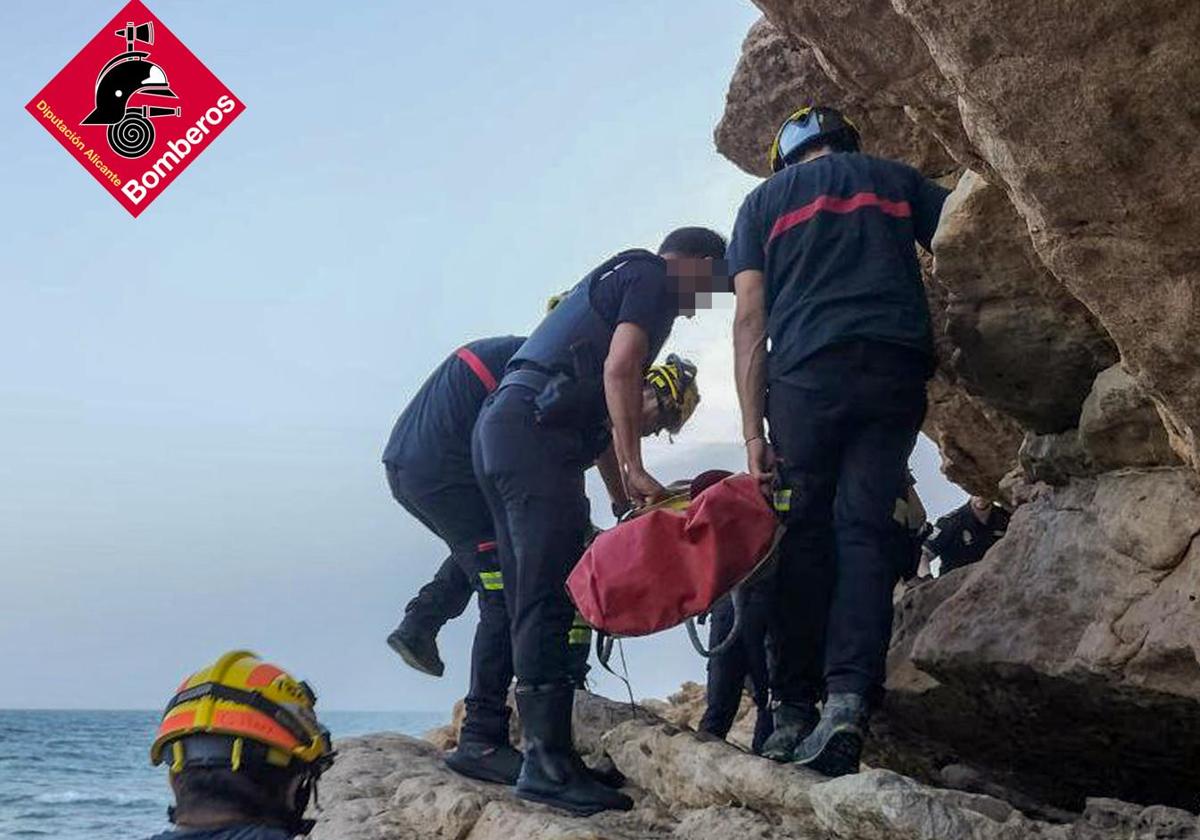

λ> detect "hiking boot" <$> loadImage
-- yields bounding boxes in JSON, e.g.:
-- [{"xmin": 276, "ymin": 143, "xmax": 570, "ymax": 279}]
[
  {"xmin": 445, "ymin": 736, "xmax": 524, "ymax": 785},
  {"xmin": 515, "ymin": 683, "xmax": 633, "ymax": 816},
  {"xmin": 386, "ymin": 619, "xmax": 444, "ymax": 678},
  {"xmin": 760, "ymin": 701, "xmax": 819, "ymax": 762},
  {"xmin": 794, "ymin": 693, "xmax": 868, "ymax": 777}
]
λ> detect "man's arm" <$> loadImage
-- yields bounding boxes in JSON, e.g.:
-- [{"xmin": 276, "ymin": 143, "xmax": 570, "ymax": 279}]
[
  {"xmin": 594, "ymin": 441, "xmax": 631, "ymax": 518},
  {"xmin": 604, "ymin": 322, "xmax": 664, "ymax": 505},
  {"xmin": 733, "ymin": 269, "xmax": 773, "ymax": 485},
  {"xmin": 912, "ymin": 172, "xmax": 951, "ymax": 253}
]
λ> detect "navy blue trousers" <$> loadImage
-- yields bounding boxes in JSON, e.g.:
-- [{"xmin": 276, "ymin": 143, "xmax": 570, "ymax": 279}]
[
  {"xmin": 766, "ymin": 341, "xmax": 927, "ymax": 704},
  {"xmin": 386, "ymin": 464, "xmax": 513, "ymax": 742},
  {"xmin": 698, "ymin": 590, "xmax": 774, "ymax": 754},
  {"xmin": 473, "ymin": 384, "xmax": 593, "ymax": 689}
]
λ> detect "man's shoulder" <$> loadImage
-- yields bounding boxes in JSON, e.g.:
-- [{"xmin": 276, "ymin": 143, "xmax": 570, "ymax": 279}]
[{"xmin": 936, "ymin": 504, "xmax": 971, "ymax": 529}]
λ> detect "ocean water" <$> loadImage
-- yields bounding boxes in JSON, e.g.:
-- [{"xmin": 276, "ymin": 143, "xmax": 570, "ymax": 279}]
[{"xmin": 0, "ymin": 710, "xmax": 444, "ymax": 840}]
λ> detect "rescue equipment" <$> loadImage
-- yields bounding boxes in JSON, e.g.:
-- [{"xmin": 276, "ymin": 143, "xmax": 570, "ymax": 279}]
[{"xmin": 566, "ymin": 472, "xmax": 781, "ymax": 658}]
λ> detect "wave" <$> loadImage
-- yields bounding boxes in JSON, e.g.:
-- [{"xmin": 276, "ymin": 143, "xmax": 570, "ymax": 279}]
[{"xmin": 30, "ymin": 790, "xmax": 160, "ymax": 807}]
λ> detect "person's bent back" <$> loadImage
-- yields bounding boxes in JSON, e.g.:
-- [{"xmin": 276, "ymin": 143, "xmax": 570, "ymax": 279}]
[{"xmin": 143, "ymin": 651, "xmax": 335, "ymax": 840}]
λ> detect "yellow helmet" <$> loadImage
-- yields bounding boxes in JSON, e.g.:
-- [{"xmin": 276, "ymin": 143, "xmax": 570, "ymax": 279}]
[
  {"xmin": 150, "ymin": 650, "xmax": 333, "ymax": 775},
  {"xmin": 645, "ymin": 353, "xmax": 700, "ymax": 435}
]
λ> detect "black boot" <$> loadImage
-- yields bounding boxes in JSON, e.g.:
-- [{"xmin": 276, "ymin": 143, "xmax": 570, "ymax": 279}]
[
  {"xmin": 760, "ymin": 700, "xmax": 819, "ymax": 762},
  {"xmin": 445, "ymin": 735, "xmax": 524, "ymax": 785},
  {"xmin": 386, "ymin": 617, "xmax": 444, "ymax": 678},
  {"xmin": 794, "ymin": 693, "xmax": 867, "ymax": 777},
  {"xmin": 515, "ymin": 684, "xmax": 633, "ymax": 816}
]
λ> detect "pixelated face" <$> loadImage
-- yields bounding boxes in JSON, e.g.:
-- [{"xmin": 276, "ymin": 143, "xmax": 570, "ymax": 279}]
[{"xmin": 664, "ymin": 257, "xmax": 732, "ymax": 317}]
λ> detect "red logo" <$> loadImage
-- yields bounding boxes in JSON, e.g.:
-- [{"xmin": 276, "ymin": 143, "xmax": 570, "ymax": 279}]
[{"xmin": 25, "ymin": 0, "xmax": 244, "ymax": 217}]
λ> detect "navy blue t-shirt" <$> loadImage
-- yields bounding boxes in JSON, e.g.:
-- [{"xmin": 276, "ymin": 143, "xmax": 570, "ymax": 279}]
[
  {"xmin": 587, "ymin": 254, "xmax": 676, "ymax": 365},
  {"xmin": 727, "ymin": 152, "xmax": 948, "ymax": 382},
  {"xmin": 382, "ymin": 335, "xmax": 526, "ymax": 480}
]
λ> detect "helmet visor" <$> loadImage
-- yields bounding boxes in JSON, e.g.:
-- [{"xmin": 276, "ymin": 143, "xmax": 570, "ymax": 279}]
[{"xmin": 776, "ymin": 113, "xmax": 823, "ymax": 168}]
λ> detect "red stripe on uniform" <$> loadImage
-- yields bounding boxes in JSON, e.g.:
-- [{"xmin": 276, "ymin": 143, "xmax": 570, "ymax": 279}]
[
  {"xmin": 477, "ymin": 540, "xmax": 497, "ymax": 552},
  {"xmin": 456, "ymin": 347, "xmax": 499, "ymax": 393},
  {"xmin": 767, "ymin": 192, "xmax": 912, "ymax": 243}
]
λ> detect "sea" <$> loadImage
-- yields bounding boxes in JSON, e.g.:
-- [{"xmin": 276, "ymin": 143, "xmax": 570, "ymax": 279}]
[{"xmin": 0, "ymin": 710, "xmax": 444, "ymax": 840}]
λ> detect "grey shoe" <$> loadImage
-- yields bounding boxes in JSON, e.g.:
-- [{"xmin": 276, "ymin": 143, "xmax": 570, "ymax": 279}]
[
  {"xmin": 794, "ymin": 693, "xmax": 868, "ymax": 777},
  {"xmin": 760, "ymin": 701, "xmax": 819, "ymax": 762}
]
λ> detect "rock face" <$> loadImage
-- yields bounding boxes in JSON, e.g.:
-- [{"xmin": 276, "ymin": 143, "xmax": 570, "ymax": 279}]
[
  {"xmin": 315, "ymin": 692, "xmax": 1200, "ymax": 840},
  {"xmin": 716, "ymin": 0, "xmax": 1200, "ymax": 816},
  {"xmin": 876, "ymin": 469, "xmax": 1200, "ymax": 809}
]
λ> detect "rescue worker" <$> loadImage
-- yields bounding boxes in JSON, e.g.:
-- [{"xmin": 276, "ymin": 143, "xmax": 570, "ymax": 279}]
[
  {"xmin": 729, "ymin": 105, "xmax": 949, "ymax": 776},
  {"xmin": 473, "ymin": 227, "xmax": 727, "ymax": 815},
  {"xmin": 920, "ymin": 496, "xmax": 1010, "ymax": 577},
  {"xmin": 382, "ymin": 334, "xmax": 530, "ymax": 786},
  {"xmin": 143, "ymin": 650, "xmax": 335, "ymax": 840},
  {"xmin": 697, "ymin": 578, "xmax": 774, "ymax": 755}
]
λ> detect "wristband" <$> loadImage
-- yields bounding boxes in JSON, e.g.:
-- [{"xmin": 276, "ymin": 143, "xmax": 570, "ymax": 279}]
[{"xmin": 744, "ymin": 435, "xmax": 765, "ymax": 446}]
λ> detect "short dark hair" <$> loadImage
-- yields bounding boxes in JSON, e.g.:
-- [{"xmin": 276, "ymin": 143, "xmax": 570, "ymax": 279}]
[
  {"xmin": 172, "ymin": 766, "xmax": 295, "ymax": 826},
  {"xmin": 657, "ymin": 227, "xmax": 727, "ymax": 259}
]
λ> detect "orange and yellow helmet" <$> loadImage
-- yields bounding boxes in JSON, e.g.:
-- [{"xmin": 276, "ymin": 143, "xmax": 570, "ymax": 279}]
[{"xmin": 150, "ymin": 650, "xmax": 333, "ymax": 775}]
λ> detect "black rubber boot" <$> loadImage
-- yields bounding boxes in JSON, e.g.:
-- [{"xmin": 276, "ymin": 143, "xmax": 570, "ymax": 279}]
[
  {"xmin": 794, "ymin": 693, "xmax": 868, "ymax": 777},
  {"xmin": 515, "ymin": 684, "xmax": 633, "ymax": 815},
  {"xmin": 582, "ymin": 754, "xmax": 626, "ymax": 789},
  {"xmin": 386, "ymin": 618, "xmax": 445, "ymax": 678},
  {"xmin": 760, "ymin": 700, "xmax": 820, "ymax": 762},
  {"xmin": 445, "ymin": 735, "xmax": 524, "ymax": 785}
]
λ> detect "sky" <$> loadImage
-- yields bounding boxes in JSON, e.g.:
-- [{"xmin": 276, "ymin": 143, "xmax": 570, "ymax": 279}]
[{"xmin": 0, "ymin": 0, "xmax": 965, "ymax": 711}]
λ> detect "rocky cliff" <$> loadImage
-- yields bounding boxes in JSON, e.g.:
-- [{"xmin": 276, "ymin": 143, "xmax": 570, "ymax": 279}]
[
  {"xmin": 313, "ymin": 1, "xmax": 1200, "ymax": 834},
  {"xmin": 714, "ymin": 0, "xmax": 1200, "ymax": 813}
]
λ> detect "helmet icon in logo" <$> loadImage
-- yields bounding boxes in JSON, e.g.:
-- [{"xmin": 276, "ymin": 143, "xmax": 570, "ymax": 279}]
[{"xmin": 80, "ymin": 21, "xmax": 180, "ymax": 159}]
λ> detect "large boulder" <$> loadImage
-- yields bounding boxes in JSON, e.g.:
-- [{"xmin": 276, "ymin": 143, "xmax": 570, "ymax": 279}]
[
  {"xmin": 715, "ymin": 17, "xmax": 956, "ymax": 179},
  {"xmin": 876, "ymin": 468, "xmax": 1200, "ymax": 810},
  {"xmin": 932, "ymin": 170, "xmax": 1117, "ymax": 433},
  {"xmin": 1079, "ymin": 365, "xmax": 1180, "ymax": 471},
  {"xmin": 888, "ymin": 0, "xmax": 1200, "ymax": 469}
]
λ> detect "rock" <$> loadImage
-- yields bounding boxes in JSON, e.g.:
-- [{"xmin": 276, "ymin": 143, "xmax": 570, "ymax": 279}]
[
  {"xmin": 808, "ymin": 769, "xmax": 1054, "ymax": 840},
  {"xmin": 751, "ymin": 0, "xmax": 981, "ymax": 171},
  {"xmin": 1079, "ymin": 365, "xmax": 1180, "ymax": 471},
  {"xmin": 902, "ymin": 469, "xmax": 1200, "ymax": 808},
  {"xmin": 715, "ymin": 17, "xmax": 956, "ymax": 179},
  {"xmin": 640, "ymin": 681, "xmax": 760, "ymax": 753},
  {"xmin": 932, "ymin": 170, "xmax": 1118, "ymax": 433},
  {"xmin": 1019, "ymin": 429, "xmax": 1094, "ymax": 486},
  {"xmin": 888, "ymin": 0, "xmax": 1200, "ymax": 470}
]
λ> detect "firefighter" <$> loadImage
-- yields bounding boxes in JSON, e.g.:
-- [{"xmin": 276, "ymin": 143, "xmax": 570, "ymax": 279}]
[
  {"xmin": 473, "ymin": 227, "xmax": 726, "ymax": 815},
  {"xmin": 729, "ymin": 105, "xmax": 950, "ymax": 776},
  {"xmin": 143, "ymin": 651, "xmax": 335, "ymax": 840}
]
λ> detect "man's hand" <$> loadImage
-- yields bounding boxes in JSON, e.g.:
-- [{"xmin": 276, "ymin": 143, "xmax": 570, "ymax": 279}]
[
  {"xmin": 746, "ymin": 436, "xmax": 776, "ymax": 492},
  {"xmin": 624, "ymin": 466, "xmax": 667, "ymax": 507}
]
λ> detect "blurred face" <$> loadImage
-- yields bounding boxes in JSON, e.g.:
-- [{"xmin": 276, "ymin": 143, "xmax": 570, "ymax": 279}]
[
  {"xmin": 641, "ymin": 386, "xmax": 668, "ymax": 436},
  {"xmin": 970, "ymin": 496, "xmax": 992, "ymax": 511},
  {"xmin": 662, "ymin": 255, "xmax": 732, "ymax": 318}
]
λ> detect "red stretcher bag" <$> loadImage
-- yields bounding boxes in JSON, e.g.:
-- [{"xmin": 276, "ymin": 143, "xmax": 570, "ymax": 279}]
[{"xmin": 567, "ymin": 472, "xmax": 781, "ymax": 638}]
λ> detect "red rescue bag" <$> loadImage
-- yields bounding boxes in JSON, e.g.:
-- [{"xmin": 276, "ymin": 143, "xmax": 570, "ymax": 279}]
[{"xmin": 567, "ymin": 472, "xmax": 781, "ymax": 638}]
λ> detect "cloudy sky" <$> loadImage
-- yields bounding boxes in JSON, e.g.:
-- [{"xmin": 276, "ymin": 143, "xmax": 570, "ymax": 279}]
[{"xmin": 0, "ymin": 0, "xmax": 964, "ymax": 712}]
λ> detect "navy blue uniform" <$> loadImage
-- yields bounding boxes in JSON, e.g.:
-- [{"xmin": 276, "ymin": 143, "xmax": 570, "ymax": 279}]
[
  {"xmin": 474, "ymin": 251, "xmax": 675, "ymax": 688},
  {"xmin": 698, "ymin": 583, "xmax": 774, "ymax": 754},
  {"xmin": 383, "ymin": 335, "xmax": 524, "ymax": 744},
  {"xmin": 728, "ymin": 152, "xmax": 948, "ymax": 706},
  {"xmin": 926, "ymin": 502, "xmax": 1010, "ymax": 575},
  {"xmin": 142, "ymin": 827, "xmax": 292, "ymax": 840}
]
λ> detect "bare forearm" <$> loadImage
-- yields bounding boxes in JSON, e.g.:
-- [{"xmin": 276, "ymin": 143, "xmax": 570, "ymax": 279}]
[
  {"xmin": 595, "ymin": 443, "xmax": 629, "ymax": 510},
  {"xmin": 733, "ymin": 301, "xmax": 768, "ymax": 443},
  {"xmin": 604, "ymin": 362, "xmax": 644, "ymax": 473}
]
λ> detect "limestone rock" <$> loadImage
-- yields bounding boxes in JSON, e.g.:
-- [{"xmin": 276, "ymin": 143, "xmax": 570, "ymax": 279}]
[
  {"xmin": 715, "ymin": 17, "xmax": 955, "ymax": 178},
  {"xmin": 904, "ymin": 469, "xmax": 1200, "ymax": 808},
  {"xmin": 1079, "ymin": 365, "xmax": 1180, "ymax": 472},
  {"xmin": 1018, "ymin": 429, "xmax": 1095, "ymax": 486},
  {"xmin": 888, "ymin": 0, "xmax": 1200, "ymax": 470},
  {"xmin": 752, "ymin": 0, "xmax": 981, "ymax": 171},
  {"xmin": 932, "ymin": 170, "xmax": 1117, "ymax": 433}
]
